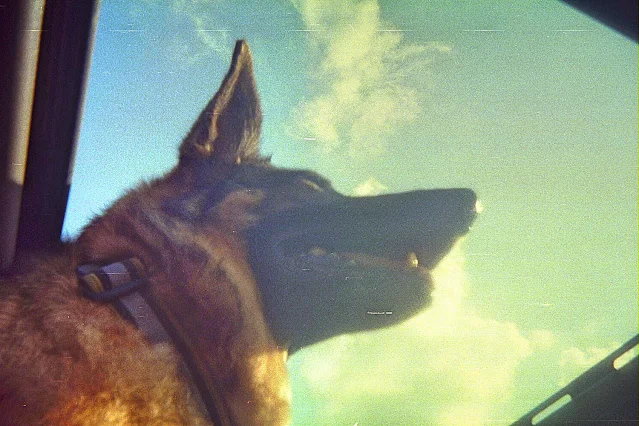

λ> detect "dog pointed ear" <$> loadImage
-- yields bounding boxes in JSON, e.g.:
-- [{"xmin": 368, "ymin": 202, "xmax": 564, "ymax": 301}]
[{"xmin": 179, "ymin": 40, "xmax": 261, "ymax": 164}]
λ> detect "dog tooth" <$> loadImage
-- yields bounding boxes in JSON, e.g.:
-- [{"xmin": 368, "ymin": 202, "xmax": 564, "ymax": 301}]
[
  {"xmin": 308, "ymin": 247, "xmax": 327, "ymax": 256},
  {"xmin": 407, "ymin": 252, "xmax": 419, "ymax": 268}
]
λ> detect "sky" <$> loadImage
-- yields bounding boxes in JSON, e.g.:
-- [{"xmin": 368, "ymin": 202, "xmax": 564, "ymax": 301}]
[{"xmin": 63, "ymin": 1, "xmax": 638, "ymax": 424}]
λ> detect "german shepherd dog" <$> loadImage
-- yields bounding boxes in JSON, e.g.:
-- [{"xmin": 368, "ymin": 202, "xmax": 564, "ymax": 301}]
[{"xmin": 0, "ymin": 41, "xmax": 477, "ymax": 425}]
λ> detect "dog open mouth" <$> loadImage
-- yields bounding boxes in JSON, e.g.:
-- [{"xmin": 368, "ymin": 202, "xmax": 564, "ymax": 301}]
[
  {"xmin": 279, "ymin": 228, "xmax": 466, "ymax": 276},
  {"xmin": 281, "ymin": 226, "xmax": 471, "ymax": 272},
  {"xmin": 248, "ymin": 188, "xmax": 478, "ymax": 352},
  {"xmin": 259, "ymin": 188, "xmax": 477, "ymax": 272}
]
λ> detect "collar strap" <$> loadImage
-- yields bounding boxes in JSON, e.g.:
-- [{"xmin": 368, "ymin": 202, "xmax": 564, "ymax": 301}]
[
  {"xmin": 77, "ymin": 258, "xmax": 221, "ymax": 424},
  {"xmin": 77, "ymin": 258, "xmax": 172, "ymax": 344}
]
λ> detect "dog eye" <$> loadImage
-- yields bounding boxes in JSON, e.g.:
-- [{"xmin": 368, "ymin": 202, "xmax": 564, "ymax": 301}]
[{"xmin": 300, "ymin": 179, "xmax": 325, "ymax": 192}]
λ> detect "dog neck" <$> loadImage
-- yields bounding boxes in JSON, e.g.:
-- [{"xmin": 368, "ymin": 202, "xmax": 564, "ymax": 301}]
[{"xmin": 76, "ymin": 258, "xmax": 230, "ymax": 425}]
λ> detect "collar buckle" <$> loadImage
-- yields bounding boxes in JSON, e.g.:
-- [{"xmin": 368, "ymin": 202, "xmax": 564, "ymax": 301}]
[{"xmin": 77, "ymin": 258, "xmax": 146, "ymax": 302}]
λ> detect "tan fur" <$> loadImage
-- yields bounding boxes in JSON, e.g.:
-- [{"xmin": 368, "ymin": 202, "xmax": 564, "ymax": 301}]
[
  {"xmin": 0, "ymin": 166, "xmax": 289, "ymax": 425},
  {"xmin": 0, "ymin": 252, "xmax": 206, "ymax": 425},
  {"xmin": 0, "ymin": 41, "xmax": 289, "ymax": 425}
]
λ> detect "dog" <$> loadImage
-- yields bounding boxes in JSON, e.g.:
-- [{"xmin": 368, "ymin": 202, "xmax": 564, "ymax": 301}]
[{"xmin": 0, "ymin": 40, "xmax": 477, "ymax": 425}]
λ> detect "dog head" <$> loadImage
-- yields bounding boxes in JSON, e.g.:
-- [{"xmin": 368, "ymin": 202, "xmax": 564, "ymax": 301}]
[{"xmin": 168, "ymin": 40, "xmax": 478, "ymax": 352}]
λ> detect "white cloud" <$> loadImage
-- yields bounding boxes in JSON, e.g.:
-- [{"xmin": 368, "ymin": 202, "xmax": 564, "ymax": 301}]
[
  {"xmin": 352, "ymin": 177, "xmax": 388, "ymax": 196},
  {"xmin": 528, "ymin": 329, "xmax": 555, "ymax": 351},
  {"xmin": 289, "ymin": 244, "xmax": 534, "ymax": 425},
  {"xmin": 559, "ymin": 343, "xmax": 618, "ymax": 368},
  {"xmin": 557, "ymin": 342, "xmax": 620, "ymax": 386},
  {"xmin": 288, "ymin": 0, "xmax": 452, "ymax": 158}
]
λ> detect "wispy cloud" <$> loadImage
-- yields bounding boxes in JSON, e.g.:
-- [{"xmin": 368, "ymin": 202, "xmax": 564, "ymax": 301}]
[
  {"xmin": 168, "ymin": 1, "xmax": 232, "ymax": 64},
  {"xmin": 288, "ymin": 0, "xmax": 452, "ymax": 158}
]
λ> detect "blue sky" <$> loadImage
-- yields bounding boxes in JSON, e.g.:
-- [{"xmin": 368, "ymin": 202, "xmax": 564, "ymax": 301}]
[{"xmin": 64, "ymin": 1, "xmax": 637, "ymax": 424}]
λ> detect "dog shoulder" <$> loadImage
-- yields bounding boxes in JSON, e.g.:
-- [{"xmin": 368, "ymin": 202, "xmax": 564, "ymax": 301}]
[{"xmin": 0, "ymin": 253, "xmax": 207, "ymax": 425}]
